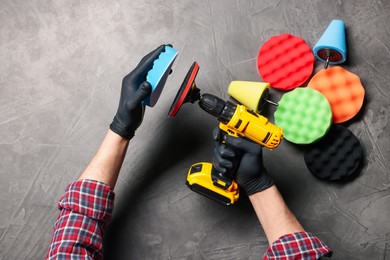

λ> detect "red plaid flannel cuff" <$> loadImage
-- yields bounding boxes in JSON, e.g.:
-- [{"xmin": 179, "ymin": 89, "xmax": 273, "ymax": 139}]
[
  {"xmin": 264, "ymin": 231, "xmax": 332, "ymax": 259},
  {"xmin": 58, "ymin": 179, "xmax": 115, "ymax": 223}
]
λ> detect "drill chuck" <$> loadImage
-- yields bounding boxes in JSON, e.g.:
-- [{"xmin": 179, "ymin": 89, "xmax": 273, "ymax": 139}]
[
  {"xmin": 199, "ymin": 94, "xmax": 236, "ymax": 124},
  {"xmin": 199, "ymin": 94, "xmax": 225, "ymax": 118}
]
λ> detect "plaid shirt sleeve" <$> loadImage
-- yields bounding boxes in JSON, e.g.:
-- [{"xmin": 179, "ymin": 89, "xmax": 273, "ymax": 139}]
[
  {"xmin": 264, "ymin": 231, "xmax": 333, "ymax": 259},
  {"xmin": 46, "ymin": 179, "xmax": 115, "ymax": 260}
]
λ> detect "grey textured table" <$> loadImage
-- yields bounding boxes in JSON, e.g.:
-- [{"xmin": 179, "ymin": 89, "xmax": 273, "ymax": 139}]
[{"xmin": 1, "ymin": 0, "xmax": 389, "ymax": 259}]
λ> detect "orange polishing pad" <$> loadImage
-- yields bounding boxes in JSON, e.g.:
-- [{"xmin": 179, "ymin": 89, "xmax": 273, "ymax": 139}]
[
  {"xmin": 257, "ymin": 34, "xmax": 314, "ymax": 91},
  {"xmin": 308, "ymin": 66, "xmax": 365, "ymax": 123}
]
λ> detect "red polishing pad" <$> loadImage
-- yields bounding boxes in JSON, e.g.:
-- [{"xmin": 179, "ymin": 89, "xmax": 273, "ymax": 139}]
[
  {"xmin": 168, "ymin": 62, "xmax": 200, "ymax": 117},
  {"xmin": 257, "ymin": 34, "xmax": 314, "ymax": 90},
  {"xmin": 308, "ymin": 66, "xmax": 365, "ymax": 123}
]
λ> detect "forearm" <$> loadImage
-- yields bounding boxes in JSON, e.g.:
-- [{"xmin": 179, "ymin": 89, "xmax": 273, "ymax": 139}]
[
  {"xmin": 79, "ymin": 129, "xmax": 129, "ymax": 189},
  {"xmin": 249, "ymin": 184, "xmax": 333, "ymax": 259},
  {"xmin": 249, "ymin": 185, "xmax": 304, "ymax": 245},
  {"xmin": 48, "ymin": 130, "xmax": 127, "ymax": 259},
  {"xmin": 47, "ymin": 180, "xmax": 115, "ymax": 259}
]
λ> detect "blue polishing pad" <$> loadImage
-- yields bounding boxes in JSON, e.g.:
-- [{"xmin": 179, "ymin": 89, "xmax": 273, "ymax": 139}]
[
  {"xmin": 143, "ymin": 46, "xmax": 179, "ymax": 107},
  {"xmin": 313, "ymin": 19, "xmax": 347, "ymax": 64}
]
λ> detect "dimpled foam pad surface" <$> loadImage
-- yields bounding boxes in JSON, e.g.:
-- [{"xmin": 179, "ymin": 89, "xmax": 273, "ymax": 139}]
[
  {"xmin": 143, "ymin": 46, "xmax": 178, "ymax": 107},
  {"xmin": 308, "ymin": 66, "xmax": 365, "ymax": 123},
  {"xmin": 257, "ymin": 34, "xmax": 315, "ymax": 91},
  {"xmin": 274, "ymin": 88, "xmax": 332, "ymax": 144},
  {"xmin": 304, "ymin": 125, "xmax": 363, "ymax": 181}
]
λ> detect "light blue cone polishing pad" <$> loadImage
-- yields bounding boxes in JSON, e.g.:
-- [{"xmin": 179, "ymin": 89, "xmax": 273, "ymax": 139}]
[
  {"xmin": 143, "ymin": 46, "xmax": 179, "ymax": 107},
  {"xmin": 313, "ymin": 19, "xmax": 347, "ymax": 65}
]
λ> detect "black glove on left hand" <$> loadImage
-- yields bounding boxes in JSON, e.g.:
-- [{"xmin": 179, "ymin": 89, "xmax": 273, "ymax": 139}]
[{"xmin": 110, "ymin": 44, "xmax": 170, "ymax": 139}]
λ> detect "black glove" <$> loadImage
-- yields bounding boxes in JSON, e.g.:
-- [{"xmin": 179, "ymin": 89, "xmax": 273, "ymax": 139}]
[
  {"xmin": 212, "ymin": 128, "xmax": 274, "ymax": 195},
  {"xmin": 110, "ymin": 44, "xmax": 170, "ymax": 139}
]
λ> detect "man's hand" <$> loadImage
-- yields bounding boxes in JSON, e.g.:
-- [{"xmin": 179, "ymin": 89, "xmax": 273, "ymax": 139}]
[
  {"xmin": 212, "ymin": 128, "xmax": 274, "ymax": 195},
  {"xmin": 110, "ymin": 44, "xmax": 170, "ymax": 139}
]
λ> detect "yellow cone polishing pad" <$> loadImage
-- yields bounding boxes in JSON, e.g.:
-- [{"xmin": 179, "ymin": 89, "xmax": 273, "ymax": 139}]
[
  {"xmin": 274, "ymin": 88, "xmax": 332, "ymax": 144},
  {"xmin": 228, "ymin": 81, "xmax": 270, "ymax": 113},
  {"xmin": 308, "ymin": 66, "xmax": 365, "ymax": 123}
]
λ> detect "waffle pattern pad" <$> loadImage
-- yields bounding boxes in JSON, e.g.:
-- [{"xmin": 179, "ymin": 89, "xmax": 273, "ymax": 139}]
[
  {"xmin": 304, "ymin": 125, "xmax": 363, "ymax": 181},
  {"xmin": 274, "ymin": 88, "xmax": 332, "ymax": 144},
  {"xmin": 308, "ymin": 66, "xmax": 365, "ymax": 123},
  {"xmin": 143, "ymin": 46, "xmax": 178, "ymax": 107},
  {"xmin": 257, "ymin": 34, "xmax": 314, "ymax": 91}
]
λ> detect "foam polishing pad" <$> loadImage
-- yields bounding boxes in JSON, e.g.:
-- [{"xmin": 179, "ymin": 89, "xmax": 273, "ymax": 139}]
[
  {"xmin": 257, "ymin": 34, "xmax": 315, "ymax": 91},
  {"xmin": 313, "ymin": 19, "xmax": 347, "ymax": 65},
  {"xmin": 274, "ymin": 88, "xmax": 332, "ymax": 144},
  {"xmin": 168, "ymin": 62, "xmax": 200, "ymax": 117},
  {"xmin": 308, "ymin": 66, "xmax": 365, "ymax": 123},
  {"xmin": 304, "ymin": 125, "xmax": 363, "ymax": 181},
  {"xmin": 143, "ymin": 46, "xmax": 179, "ymax": 107},
  {"xmin": 228, "ymin": 81, "xmax": 270, "ymax": 113}
]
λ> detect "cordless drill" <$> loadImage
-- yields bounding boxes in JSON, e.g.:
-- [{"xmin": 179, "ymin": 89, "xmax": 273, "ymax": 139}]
[{"xmin": 168, "ymin": 62, "xmax": 283, "ymax": 205}]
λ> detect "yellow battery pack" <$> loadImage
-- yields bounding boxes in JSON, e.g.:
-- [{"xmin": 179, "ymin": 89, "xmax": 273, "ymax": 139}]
[{"xmin": 186, "ymin": 162, "xmax": 239, "ymax": 205}]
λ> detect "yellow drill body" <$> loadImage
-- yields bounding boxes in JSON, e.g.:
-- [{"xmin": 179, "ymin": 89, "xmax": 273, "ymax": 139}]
[
  {"xmin": 219, "ymin": 104, "xmax": 283, "ymax": 150},
  {"xmin": 187, "ymin": 103, "xmax": 283, "ymax": 205},
  {"xmin": 173, "ymin": 63, "xmax": 283, "ymax": 205}
]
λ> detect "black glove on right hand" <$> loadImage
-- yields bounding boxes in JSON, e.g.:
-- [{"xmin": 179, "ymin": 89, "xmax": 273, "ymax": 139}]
[{"xmin": 212, "ymin": 128, "xmax": 274, "ymax": 196}]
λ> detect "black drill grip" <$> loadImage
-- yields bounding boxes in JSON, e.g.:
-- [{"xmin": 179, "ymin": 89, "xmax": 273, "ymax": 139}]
[{"xmin": 211, "ymin": 130, "xmax": 242, "ymax": 190}]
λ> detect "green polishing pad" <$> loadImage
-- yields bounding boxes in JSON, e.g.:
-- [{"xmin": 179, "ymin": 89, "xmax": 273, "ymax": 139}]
[{"xmin": 275, "ymin": 88, "xmax": 332, "ymax": 144}]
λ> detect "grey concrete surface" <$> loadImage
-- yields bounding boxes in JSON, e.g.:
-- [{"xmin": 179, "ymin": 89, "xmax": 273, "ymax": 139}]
[{"xmin": 0, "ymin": 0, "xmax": 389, "ymax": 259}]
